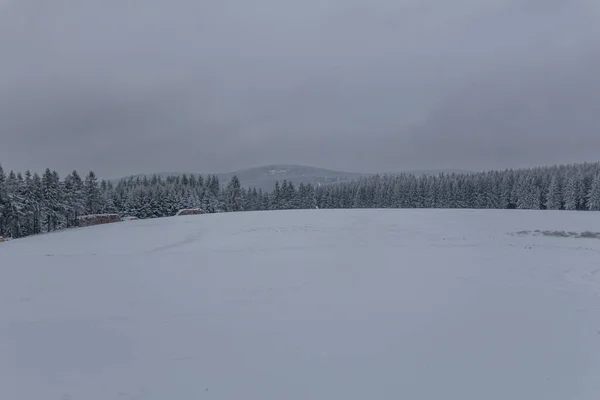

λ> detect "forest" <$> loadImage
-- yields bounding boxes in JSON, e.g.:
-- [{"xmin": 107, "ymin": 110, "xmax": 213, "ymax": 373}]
[{"xmin": 1, "ymin": 161, "xmax": 600, "ymax": 239}]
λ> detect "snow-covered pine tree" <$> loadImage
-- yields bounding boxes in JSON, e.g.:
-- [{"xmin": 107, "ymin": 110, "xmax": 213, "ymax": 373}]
[
  {"xmin": 250, "ymin": 188, "xmax": 260, "ymax": 211},
  {"xmin": 423, "ymin": 177, "xmax": 435, "ymax": 208},
  {"xmin": 41, "ymin": 169, "xmax": 58, "ymax": 232},
  {"xmin": 32, "ymin": 172, "xmax": 44, "ymax": 233},
  {"xmin": 101, "ymin": 180, "xmax": 117, "ymax": 214},
  {"xmin": 499, "ymin": 172, "xmax": 515, "ymax": 209},
  {"xmin": 256, "ymin": 188, "xmax": 269, "ymax": 210},
  {"xmin": 63, "ymin": 173, "xmax": 74, "ymax": 226},
  {"xmin": 287, "ymin": 181, "xmax": 299, "ymax": 209},
  {"xmin": 14, "ymin": 173, "xmax": 27, "ymax": 235},
  {"xmin": 563, "ymin": 174, "xmax": 579, "ymax": 211},
  {"xmin": 0, "ymin": 164, "xmax": 6, "ymax": 237},
  {"xmin": 84, "ymin": 171, "xmax": 102, "ymax": 215},
  {"xmin": 516, "ymin": 175, "xmax": 541, "ymax": 210},
  {"xmin": 21, "ymin": 171, "xmax": 40, "ymax": 236},
  {"xmin": 405, "ymin": 176, "xmax": 417, "ymax": 208},
  {"xmin": 576, "ymin": 172, "xmax": 587, "ymax": 210},
  {"xmin": 297, "ymin": 183, "xmax": 307, "ymax": 209},
  {"xmin": 435, "ymin": 175, "xmax": 449, "ymax": 208},
  {"xmin": 352, "ymin": 184, "xmax": 365, "ymax": 208},
  {"xmin": 3, "ymin": 171, "xmax": 24, "ymax": 238},
  {"xmin": 253, "ymin": 188, "xmax": 261, "ymax": 211},
  {"xmin": 31, "ymin": 173, "xmax": 43, "ymax": 234},
  {"xmin": 546, "ymin": 176, "xmax": 562, "ymax": 210},
  {"xmin": 163, "ymin": 186, "xmax": 179, "ymax": 216},
  {"xmin": 224, "ymin": 175, "xmax": 244, "ymax": 212},
  {"xmin": 138, "ymin": 186, "xmax": 153, "ymax": 219},
  {"xmin": 372, "ymin": 176, "xmax": 385, "ymax": 208},
  {"xmin": 146, "ymin": 186, "xmax": 164, "ymax": 218},
  {"xmin": 188, "ymin": 174, "xmax": 198, "ymax": 188},
  {"xmin": 52, "ymin": 171, "xmax": 66, "ymax": 230},
  {"xmin": 279, "ymin": 180, "xmax": 290, "ymax": 209},
  {"xmin": 124, "ymin": 186, "xmax": 139, "ymax": 218},
  {"xmin": 111, "ymin": 181, "xmax": 128, "ymax": 216},
  {"xmin": 201, "ymin": 183, "xmax": 213, "ymax": 213},
  {"xmin": 271, "ymin": 181, "xmax": 282, "ymax": 210},
  {"xmin": 210, "ymin": 175, "xmax": 223, "ymax": 212},
  {"xmin": 242, "ymin": 187, "xmax": 254, "ymax": 211},
  {"xmin": 587, "ymin": 174, "xmax": 600, "ymax": 211},
  {"xmin": 305, "ymin": 184, "xmax": 317, "ymax": 209},
  {"xmin": 474, "ymin": 175, "xmax": 487, "ymax": 208},
  {"xmin": 64, "ymin": 171, "xmax": 86, "ymax": 227},
  {"xmin": 390, "ymin": 178, "xmax": 403, "ymax": 208},
  {"xmin": 200, "ymin": 175, "xmax": 220, "ymax": 213},
  {"xmin": 487, "ymin": 172, "xmax": 503, "ymax": 209}
]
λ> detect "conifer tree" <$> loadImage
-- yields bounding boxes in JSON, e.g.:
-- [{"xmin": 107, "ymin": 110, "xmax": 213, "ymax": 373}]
[
  {"xmin": 0, "ymin": 164, "xmax": 6, "ymax": 236},
  {"xmin": 224, "ymin": 175, "xmax": 244, "ymax": 212},
  {"xmin": 587, "ymin": 174, "xmax": 600, "ymax": 211},
  {"xmin": 563, "ymin": 174, "xmax": 579, "ymax": 211},
  {"xmin": 546, "ymin": 176, "xmax": 562, "ymax": 210},
  {"xmin": 84, "ymin": 171, "xmax": 102, "ymax": 215}
]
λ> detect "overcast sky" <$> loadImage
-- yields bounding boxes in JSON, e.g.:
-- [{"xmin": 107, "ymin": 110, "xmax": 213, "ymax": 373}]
[{"xmin": 1, "ymin": 0, "xmax": 600, "ymax": 178}]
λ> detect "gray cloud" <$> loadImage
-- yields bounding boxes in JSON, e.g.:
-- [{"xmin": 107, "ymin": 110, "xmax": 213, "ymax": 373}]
[{"xmin": 1, "ymin": 0, "xmax": 599, "ymax": 177}]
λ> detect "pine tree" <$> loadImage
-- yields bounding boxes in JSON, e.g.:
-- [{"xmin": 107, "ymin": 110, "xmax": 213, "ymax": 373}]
[
  {"xmin": 587, "ymin": 174, "xmax": 600, "ymax": 211},
  {"xmin": 100, "ymin": 181, "xmax": 117, "ymax": 214},
  {"xmin": 500, "ymin": 172, "xmax": 515, "ymax": 209},
  {"xmin": 576, "ymin": 172, "xmax": 587, "ymax": 210},
  {"xmin": 225, "ymin": 175, "xmax": 244, "ymax": 212},
  {"xmin": 84, "ymin": 171, "xmax": 102, "ymax": 215},
  {"xmin": 64, "ymin": 171, "xmax": 85, "ymax": 227},
  {"xmin": 280, "ymin": 180, "xmax": 297, "ymax": 209},
  {"xmin": 546, "ymin": 176, "xmax": 562, "ymax": 210},
  {"xmin": 21, "ymin": 171, "xmax": 39, "ymax": 236},
  {"xmin": 14, "ymin": 173, "xmax": 27, "ymax": 235},
  {"xmin": 563, "ymin": 174, "xmax": 579, "ymax": 211},
  {"xmin": 41, "ymin": 169, "xmax": 63, "ymax": 232},
  {"xmin": 51, "ymin": 170, "xmax": 66, "ymax": 230},
  {"xmin": 516, "ymin": 174, "xmax": 541, "ymax": 210},
  {"xmin": 271, "ymin": 181, "xmax": 282, "ymax": 210},
  {"xmin": 4, "ymin": 171, "xmax": 24, "ymax": 238},
  {"xmin": 200, "ymin": 175, "xmax": 220, "ymax": 213},
  {"xmin": 0, "ymin": 164, "xmax": 6, "ymax": 237},
  {"xmin": 31, "ymin": 173, "xmax": 43, "ymax": 234}
]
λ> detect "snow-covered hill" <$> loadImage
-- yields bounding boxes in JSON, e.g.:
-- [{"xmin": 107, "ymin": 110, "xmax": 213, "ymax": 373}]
[{"xmin": 1, "ymin": 209, "xmax": 600, "ymax": 399}]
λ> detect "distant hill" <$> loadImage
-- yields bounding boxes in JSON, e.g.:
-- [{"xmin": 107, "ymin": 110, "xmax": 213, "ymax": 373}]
[{"xmin": 116, "ymin": 165, "xmax": 474, "ymax": 191}]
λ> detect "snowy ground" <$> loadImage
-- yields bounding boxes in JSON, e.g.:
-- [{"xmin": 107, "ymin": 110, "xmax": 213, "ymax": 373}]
[{"xmin": 1, "ymin": 209, "xmax": 600, "ymax": 400}]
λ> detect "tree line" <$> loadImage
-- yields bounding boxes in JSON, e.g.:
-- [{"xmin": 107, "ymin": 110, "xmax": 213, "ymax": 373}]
[{"xmin": 1, "ymin": 161, "xmax": 600, "ymax": 239}]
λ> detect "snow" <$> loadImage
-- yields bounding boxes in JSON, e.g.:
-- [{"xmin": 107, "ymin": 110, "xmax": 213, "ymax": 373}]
[{"xmin": 1, "ymin": 209, "xmax": 600, "ymax": 400}]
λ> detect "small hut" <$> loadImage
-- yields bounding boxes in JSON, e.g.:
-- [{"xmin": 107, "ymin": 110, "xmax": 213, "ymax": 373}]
[{"xmin": 77, "ymin": 214, "xmax": 122, "ymax": 227}]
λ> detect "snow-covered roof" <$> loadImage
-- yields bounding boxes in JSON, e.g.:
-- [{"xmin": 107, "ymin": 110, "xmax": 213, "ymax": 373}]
[{"xmin": 176, "ymin": 208, "xmax": 205, "ymax": 216}]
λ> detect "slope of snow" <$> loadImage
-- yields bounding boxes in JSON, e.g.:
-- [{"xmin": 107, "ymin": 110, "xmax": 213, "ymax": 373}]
[{"xmin": 1, "ymin": 209, "xmax": 600, "ymax": 400}]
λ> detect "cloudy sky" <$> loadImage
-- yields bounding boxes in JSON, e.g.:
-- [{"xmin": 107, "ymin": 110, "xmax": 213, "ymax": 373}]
[{"xmin": 1, "ymin": 0, "xmax": 600, "ymax": 178}]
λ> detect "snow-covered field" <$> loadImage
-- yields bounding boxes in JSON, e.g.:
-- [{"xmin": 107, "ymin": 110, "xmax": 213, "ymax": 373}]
[{"xmin": 1, "ymin": 209, "xmax": 600, "ymax": 399}]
